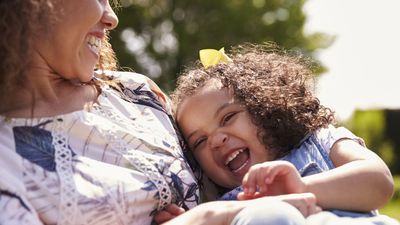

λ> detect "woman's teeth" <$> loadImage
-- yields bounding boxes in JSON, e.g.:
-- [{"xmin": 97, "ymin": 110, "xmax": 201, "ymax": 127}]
[{"xmin": 87, "ymin": 35, "xmax": 101, "ymax": 55}]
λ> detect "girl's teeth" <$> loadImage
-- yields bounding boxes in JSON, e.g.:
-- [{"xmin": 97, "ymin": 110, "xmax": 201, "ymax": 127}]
[{"xmin": 225, "ymin": 149, "xmax": 244, "ymax": 165}]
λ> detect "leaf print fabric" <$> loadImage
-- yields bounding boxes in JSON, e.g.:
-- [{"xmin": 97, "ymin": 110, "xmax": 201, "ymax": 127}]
[
  {"xmin": 0, "ymin": 72, "xmax": 199, "ymax": 225},
  {"xmin": 14, "ymin": 120, "xmax": 65, "ymax": 172},
  {"xmin": 119, "ymin": 82, "xmax": 165, "ymax": 112},
  {"xmin": 0, "ymin": 189, "xmax": 43, "ymax": 225}
]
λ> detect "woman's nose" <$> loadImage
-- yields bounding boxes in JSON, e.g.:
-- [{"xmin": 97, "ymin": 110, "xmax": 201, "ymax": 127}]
[
  {"xmin": 210, "ymin": 132, "xmax": 229, "ymax": 150},
  {"xmin": 102, "ymin": 2, "xmax": 119, "ymax": 30}
]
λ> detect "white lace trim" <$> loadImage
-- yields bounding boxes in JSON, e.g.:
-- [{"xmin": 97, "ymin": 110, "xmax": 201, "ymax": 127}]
[
  {"xmin": 52, "ymin": 118, "xmax": 78, "ymax": 225},
  {"xmin": 92, "ymin": 104, "xmax": 172, "ymax": 211}
]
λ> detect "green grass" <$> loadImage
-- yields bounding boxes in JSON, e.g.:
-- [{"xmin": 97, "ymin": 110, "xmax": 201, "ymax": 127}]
[{"xmin": 380, "ymin": 175, "xmax": 400, "ymax": 221}]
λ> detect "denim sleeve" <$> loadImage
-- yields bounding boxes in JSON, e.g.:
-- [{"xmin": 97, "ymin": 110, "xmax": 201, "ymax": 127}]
[{"xmin": 315, "ymin": 125, "xmax": 366, "ymax": 155}]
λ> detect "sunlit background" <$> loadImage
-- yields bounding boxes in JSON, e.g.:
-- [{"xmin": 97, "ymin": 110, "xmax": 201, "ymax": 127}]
[
  {"xmin": 111, "ymin": 0, "xmax": 400, "ymax": 218},
  {"xmin": 304, "ymin": 0, "xmax": 400, "ymax": 121},
  {"xmin": 304, "ymin": 0, "xmax": 400, "ymax": 217}
]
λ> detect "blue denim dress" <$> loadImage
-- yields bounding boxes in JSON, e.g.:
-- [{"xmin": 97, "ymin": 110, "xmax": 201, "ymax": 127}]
[{"xmin": 220, "ymin": 126, "xmax": 376, "ymax": 218}]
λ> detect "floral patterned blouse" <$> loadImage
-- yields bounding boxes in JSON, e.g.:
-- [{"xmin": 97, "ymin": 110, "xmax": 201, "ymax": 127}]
[{"xmin": 0, "ymin": 72, "xmax": 199, "ymax": 225}]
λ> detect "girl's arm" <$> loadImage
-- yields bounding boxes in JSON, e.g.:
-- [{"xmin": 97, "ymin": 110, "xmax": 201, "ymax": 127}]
[
  {"xmin": 303, "ymin": 138, "xmax": 394, "ymax": 211},
  {"xmin": 240, "ymin": 138, "xmax": 394, "ymax": 212}
]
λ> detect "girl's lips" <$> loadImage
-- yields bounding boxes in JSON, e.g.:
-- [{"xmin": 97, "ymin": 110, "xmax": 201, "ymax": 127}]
[
  {"xmin": 231, "ymin": 158, "xmax": 251, "ymax": 179},
  {"xmin": 225, "ymin": 148, "xmax": 251, "ymax": 176}
]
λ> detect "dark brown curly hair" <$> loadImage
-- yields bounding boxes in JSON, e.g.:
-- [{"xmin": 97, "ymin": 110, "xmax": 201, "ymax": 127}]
[
  {"xmin": 171, "ymin": 43, "xmax": 335, "ymax": 158},
  {"xmin": 0, "ymin": 0, "xmax": 118, "ymax": 105}
]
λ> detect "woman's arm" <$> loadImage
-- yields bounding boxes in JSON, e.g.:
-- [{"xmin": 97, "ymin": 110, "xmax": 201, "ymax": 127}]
[
  {"xmin": 160, "ymin": 201, "xmax": 241, "ymax": 225},
  {"xmin": 160, "ymin": 193, "xmax": 320, "ymax": 225},
  {"xmin": 303, "ymin": 139, "xmax": 394, "ymax": 211}
]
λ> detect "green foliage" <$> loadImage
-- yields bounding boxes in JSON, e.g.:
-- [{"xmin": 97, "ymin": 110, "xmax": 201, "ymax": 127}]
[
  {"xmin": 110, "ymin": 0, "xmax": 333, "ymax": 91},
  {"xmin": 347, "ymin": 110, "xmax": 390, "ymax": 161},
  {"xmin": 347, "ymin": 110, "xmax": 386, "ymax": 148},
  {"xmin": 381, "ymin": 201, "xmax": 400, "ymax": 221}
]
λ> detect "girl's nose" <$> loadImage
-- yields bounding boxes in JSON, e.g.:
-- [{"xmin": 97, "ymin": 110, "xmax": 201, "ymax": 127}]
[
  {"xmin": 210, "ymin": 132, "xmax": 229, "ymax": 150},
  {"xmin": 102, "ymin": 2, "xmax": 119, "ymax": 30}
]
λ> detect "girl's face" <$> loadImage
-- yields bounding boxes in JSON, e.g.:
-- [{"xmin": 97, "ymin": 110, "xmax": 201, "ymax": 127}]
[
  {"xmin": 177, "ymin": 82, "xmax": 274, "ymax": 188},
  {"xmin": 34, "ymin": 0, "xmax": 118, "ymax": 82}
]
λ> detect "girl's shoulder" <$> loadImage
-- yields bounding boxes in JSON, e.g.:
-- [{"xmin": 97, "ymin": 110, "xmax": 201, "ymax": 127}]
[{"xmin": 313, "ymin": 125, "xmax": 366, "ymax": 153}]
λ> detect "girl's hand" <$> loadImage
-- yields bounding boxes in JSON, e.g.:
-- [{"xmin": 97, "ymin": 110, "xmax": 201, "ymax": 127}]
[
  {"xmin": 239, "ymin": 161, "xmax": 306, "ymax": 199},
  {"xmin": 154, "ymin": 204, "xmax": 186, "ymax": 225}
]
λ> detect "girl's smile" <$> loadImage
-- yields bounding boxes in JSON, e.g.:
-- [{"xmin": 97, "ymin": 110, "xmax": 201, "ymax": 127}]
[{"xmin": 177, "ymin": 80, "xmax": 274, "ymax": 188}]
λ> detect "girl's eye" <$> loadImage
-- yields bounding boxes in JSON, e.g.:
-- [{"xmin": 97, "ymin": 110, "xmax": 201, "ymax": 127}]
[
  {"xmin": 222, "ymin": 112, "xmax": 237, "ymax": 125},
  {"xmin": 192, "ymin": 137, "xmax": 207, "ymax": 150}
]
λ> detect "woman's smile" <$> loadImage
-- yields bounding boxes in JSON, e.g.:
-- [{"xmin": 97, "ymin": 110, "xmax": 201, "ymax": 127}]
[{"xmin": 86, "ymin": 34, "xmax": 102, "ymax": 57}]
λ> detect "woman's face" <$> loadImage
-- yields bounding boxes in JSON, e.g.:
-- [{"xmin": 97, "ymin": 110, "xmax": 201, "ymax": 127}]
[
  {"xmin": 34, "ymin": 0, "xmax": 118, "ymax": 82},
  {"xmin": 177, "ymin": 82, "xmax": 274, "ymax": 188}
]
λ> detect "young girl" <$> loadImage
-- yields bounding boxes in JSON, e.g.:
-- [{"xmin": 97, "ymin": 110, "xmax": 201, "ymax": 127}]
[{"xmin": 155, "ymin": 44, "xmax": 397, "ymax": 224}]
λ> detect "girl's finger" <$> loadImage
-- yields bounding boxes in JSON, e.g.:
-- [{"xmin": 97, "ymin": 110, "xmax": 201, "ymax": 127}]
[
  {"xmin": 154, "ymin": 211, "xmax": 173, "ymax": 224},
  {"xmin": 242, "ymin": 168, "xmax": 258, "ymax": 195}
]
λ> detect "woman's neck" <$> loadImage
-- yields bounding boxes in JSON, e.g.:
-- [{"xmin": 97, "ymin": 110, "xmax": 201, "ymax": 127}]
[{"xmin": 1, "ymin": 69, "xmax": 99, "ymax": 118}]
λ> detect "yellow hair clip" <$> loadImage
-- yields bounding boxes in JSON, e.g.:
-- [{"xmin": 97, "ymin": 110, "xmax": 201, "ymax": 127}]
[{"xmin": 199, "ymin": 47, "xmax": 233, "ymax": 69}]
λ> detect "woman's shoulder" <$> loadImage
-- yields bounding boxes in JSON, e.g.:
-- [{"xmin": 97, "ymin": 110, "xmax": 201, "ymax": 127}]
[
  {"xmin": 96, "ymin": 70, "xmax": 151, "ymax": 86},
  {"xmin": 96, "ymin": 70, "xmax": 172, "ymax": 113}
]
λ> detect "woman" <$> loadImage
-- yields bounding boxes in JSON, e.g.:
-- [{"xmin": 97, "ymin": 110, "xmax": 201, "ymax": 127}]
[
  {"xmin": 1, "ymin": 0, "xmax": 198, "ymax": 224},
  {"xmin": 0, "ymin": 1, "xmax": 320, "ymax": 225}
]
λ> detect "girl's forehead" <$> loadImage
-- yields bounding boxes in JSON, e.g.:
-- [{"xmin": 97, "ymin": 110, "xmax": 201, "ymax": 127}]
[
  {"xmin": 207, "ymin": 77, "xmax": 222, "ymax": 85},
  {"xmin": 200, "ymin": 78, "xmax": 224, "ymax": 91}
]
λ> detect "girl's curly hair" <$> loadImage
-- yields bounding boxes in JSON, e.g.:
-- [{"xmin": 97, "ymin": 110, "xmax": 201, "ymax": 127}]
[
  {"xmin": 0, "ymin": 0, "xmax": 118, "ymax": 104},
  {"xmin": 171, "ymin": 43, "xmax": 335, "ymax": 158}
]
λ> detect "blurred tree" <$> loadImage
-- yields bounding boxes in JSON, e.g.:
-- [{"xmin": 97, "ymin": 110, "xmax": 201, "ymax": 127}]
[{"xmin": 110, "ymin": 0, "xmax": 333, "ymax": 91}]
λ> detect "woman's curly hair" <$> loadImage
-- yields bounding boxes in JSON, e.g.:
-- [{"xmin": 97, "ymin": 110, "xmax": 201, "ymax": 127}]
[
  {"xmin": 171, "ymin": 43, "xmax": 335, "ymax": 158},
  {"xmin": 0, "ymin": 0, "xmax": 118, "ymax": 104}
]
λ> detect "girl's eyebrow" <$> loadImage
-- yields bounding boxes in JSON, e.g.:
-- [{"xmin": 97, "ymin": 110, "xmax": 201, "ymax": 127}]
[
  {"xmin": 186, "ymin": 102, "xmax": 234, "ymax": 142},
  {"xmin": 186, "ymin": 130, "xmax": 198, "ymax": 143},
  {"xmin": 214, "ymin": 102, "xmax": 234, "ymax": 118}
]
